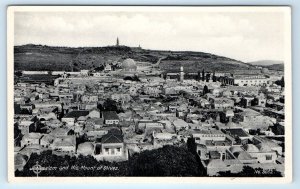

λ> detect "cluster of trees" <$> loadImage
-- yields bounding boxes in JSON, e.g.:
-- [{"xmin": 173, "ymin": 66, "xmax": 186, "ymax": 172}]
[
  {"xmin": 202, "ymin": 85, "xmax": 209, "ymax": 96},
  {"xmin": 94, "ymin": 65, "xmax": 105, "ymax": 72},
  {"xmin": 15, "ymin": 71, "xmax": 23, "ymax": 77},
  {"xmin": 98, "ymin": 98, "xmax": 124, "ymax": 113},
  {"xmin": 197, "ymin": 69, "xmax": 216, "ymax": 82},
  {"xmin": 15, "ymin": 145, "xmax": 205, "ymax": 177},
  {"xmin": 29, "ymin": 120, "xmax": 48, "ymax": 134}
]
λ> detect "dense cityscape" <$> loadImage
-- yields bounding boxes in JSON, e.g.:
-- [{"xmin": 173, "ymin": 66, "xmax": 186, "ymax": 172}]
[{"xmin": 13, "ymin": 40, "xmax": 285, "ymax": 177}]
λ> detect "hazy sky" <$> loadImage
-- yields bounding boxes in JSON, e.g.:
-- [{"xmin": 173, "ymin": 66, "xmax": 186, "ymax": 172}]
[{"xmin": 14, "ymin": 9, "xmax": 288, "ymax": 62}]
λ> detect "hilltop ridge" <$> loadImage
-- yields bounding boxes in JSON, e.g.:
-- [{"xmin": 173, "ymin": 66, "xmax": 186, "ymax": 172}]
[{"xmin": 14, "ymin": 44, "xmax": 254, "ymax": 72}]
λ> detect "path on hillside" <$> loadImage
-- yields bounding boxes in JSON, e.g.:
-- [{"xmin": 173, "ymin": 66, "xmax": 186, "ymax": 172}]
[{"xmin": 152, "ymin": 56, "xmax": 167, "ymax": 68}]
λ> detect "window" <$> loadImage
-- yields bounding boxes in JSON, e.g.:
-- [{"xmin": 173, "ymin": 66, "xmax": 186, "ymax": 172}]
[
  {"xmin": 117, "ymin": 148, "xmax": 121, "ymax": 152},
  {"xmin": 266, "ymin": 155, "xmax": 272, "ymax": 160},
  {"xmin": 105, "ymin": 148, "xmax": 109, "ymax": 153}
]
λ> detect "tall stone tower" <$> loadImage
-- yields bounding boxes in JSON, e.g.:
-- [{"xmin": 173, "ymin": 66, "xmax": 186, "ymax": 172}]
[
  {"xmin": 180, "ymin": 66, "xmax": 184, "ymax": 82},
  {"xmin": 116, "ymin": 37, "xmax": 119, "ymax": 46}
]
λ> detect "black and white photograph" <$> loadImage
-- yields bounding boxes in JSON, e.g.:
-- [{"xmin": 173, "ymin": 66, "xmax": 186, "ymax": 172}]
[{"xmin": 7, "ymin": 6, "xmax": 292, "ymax": 183}]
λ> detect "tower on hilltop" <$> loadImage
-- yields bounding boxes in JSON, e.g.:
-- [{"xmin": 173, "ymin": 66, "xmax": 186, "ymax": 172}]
[{"xmin": 116, "ymin": 37, "xmax": 119, "ymax": 46}]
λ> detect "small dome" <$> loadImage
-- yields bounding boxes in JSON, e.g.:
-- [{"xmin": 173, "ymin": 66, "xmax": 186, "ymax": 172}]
[
  {"xmin": 50, "ymin": 119, "xmax": 61, "ymax": 124},
  {"xmin": 78, "ymin": 116, "xmax": 87, "ymax": 121},
  {"xmin": 122, "ymin": 58, "xmax": 137, "ymax": 71},
  {"xmin": 244, "ymin": 144, "xmax": 259, "ymax": 153},
  {"xmin": 226, "ymin": 121, "xmax": 237, "ymax": 128},
  {"xmin": 229, "ymin": 146, "xmax": 243, "ymax": 153},
  {"xmin": 178, "ymin": 104, "xmax": 188, "ymax": 111},
  {"xmin": 256, "ymin": 143, "xmax": 272, "ymax": 152},
  {"xmin": 108, "ymin": 128, "xmax": 122, "ymax": 135},
  {"xmin": 233, "ymin": 151, "xmax": 252, "ymax": 160},
  {"xmin": 77, "ymin": 142, "xmax": 94, "ymax": 155},
  {"xmin": 261, "ymin": 68, "xmax": 269, "ymax": 74}
]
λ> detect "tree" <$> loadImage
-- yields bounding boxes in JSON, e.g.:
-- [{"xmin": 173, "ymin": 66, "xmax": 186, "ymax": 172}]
[
  {"xmin": 94, "ymin": 65, "xmax": 105, "ymax": 72},
  {"xmin": 123, "ymin": 75, "xmax": 140, "ymax": 81},
  {"xmin": 15, "ymin": 71, "xmax": 22, "ymax": 77},
  {"xmin": 102, "ymin": 98, "xmax": 123, "ymax": 113},
  {"xmin": 275, "ymin": 76, "xmax": 284, "ymax": 88},
  {"xmin": 197, "ymin": 70, "xmax": 201, "ymax": 81},
  {"xmin": 206, "ymin": 73, "xmax": 210, "ymax": 82},
  {"xmin": 202, "ymin": 69, "xmax": 205, "ymax": 81},
  {"xmin": 212, "ymin": 71, "xmax": 217, "ymax": 82},
  {"xmin": 14, "ymin": 123, "xmax": 22, "ymax": 146},
  {"xmin": 281, "ymin": 76, "xmax": 285, "ymax": 88},
  {"xmin": 240, "ymin": 98, "xmax": 247, "ymax": 108},
  {"xmin": 14, "ymin": 123, "xmax": 21, "ymax": 139},
  {"xmin": 203, "ymin": 85, "xmax": 209, "ymax": 96}
]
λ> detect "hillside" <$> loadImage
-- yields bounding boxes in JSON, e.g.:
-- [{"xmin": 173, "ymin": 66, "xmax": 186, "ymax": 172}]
[
  {"xmin": 247, "ymin": 60, "xmax": 284, "ymax": 66},
  {"xmin": 14, "ymin": 44, "xmax": 253, "ymax": 73},
  {"xmin": 264, "ymin": 64, "xmax": 284, "ymax": 71},
  {"xmin": 247, "ymin": 60, "xmax": 284, "ymax": 71}
]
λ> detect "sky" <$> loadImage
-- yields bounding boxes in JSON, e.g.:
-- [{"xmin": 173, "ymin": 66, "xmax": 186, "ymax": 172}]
[{"xmin": 14, "ymin": 8, "xmax": 288, "ymax": 62}]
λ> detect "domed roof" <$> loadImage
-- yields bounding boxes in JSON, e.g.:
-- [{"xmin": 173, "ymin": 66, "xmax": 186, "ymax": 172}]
[
  {"xmin": 261, "ymin": 68, "xmax": 269, "ymax": 74},
  {"xmin": 50, "ymin": 119, "xmax": 61, "ymax": 124},
  {"xmin": 178, "ymin": 103, "xmax": 188, "ymax": 111},
  {"xmin": 226, "ymin": 121, "xmax": 238, "ymax": 128},
  {"xmin": 108, "ymin": 128, "xmax": 122, "ymax": 135},
  {"xmin": 77, "ymin": 142, "xmax": 94, "ymax": 155},
  {"xmin": 243, "ymin": 144, "xmax": 259, "ymax": 153},
  {"xmin": 233, "ymin": 151, "xmax": 252, "ymax": 160},
  {"xmin": 78, "ymin": 116, "xmax": 87, "ymax": 121},
  {"xmin": 256, "ymin": 143, "xmax": 272, "ymax": 152},
  {"xmin": 229, "ymin": 146, "xmax": 243, "ymax": 153},
  {"xmin": 122, "ymin": 58, "xmax": 137, "ymax": 70}
]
